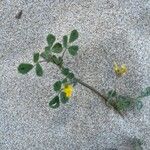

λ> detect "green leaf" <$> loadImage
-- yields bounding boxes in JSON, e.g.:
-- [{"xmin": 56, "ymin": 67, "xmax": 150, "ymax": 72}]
[
  {"xmin": 108, "ymin": 95, "xmax": 133, "ymax": 112},
  {"xmin": 53, "ymin": 81, "xmax": 62, "ymax": 92},
  {"xmin": 18, "ymin": 63, "xmax": 34, "ymax": 74},
  {"xmin": 116, "ymin": 95, "xmax": 131, "ymax": 111},
  {"xmin": 51, "ymin": 55, "xmax": 59, "ymax": 64},
  {"xmin": 60, "ymin": 92, "xmax": 69, "ymax": 104},
  {"xmin": 58, "ymin": 57, "xmax": 63, "ymax": 67},
  {"xmin": 47, "ymin": 34, "xmax": 56, "ymax": 48},
  {"xmin": 52, "ymin": 43, "xmax": 63, "ymax": 53},
  {"xmin": 136, "ymin": 100, "xmax": 143, "ymax": 110},
  {"xmin": 68, "ymin": 45, "xmax": 79, "ymax": 56},
  {"xmin": 62, "ymin": 78, "xmax": 67, "ymax": 84},
  {"xmin": 69, "ymin": 30, "xmax": 79, "ymax": 43},
  {"xmin": 40, "ymin": 52, "xmax": 54, "ymax": 63},
  {"xmin": 140, "ymin": 87, "xmax": 150, "ymax": 98},
  {"xmin": 40, "ymin": 52, "xmax": 50, "ymax": 62},
  {"xmin": 49, "ymin": 96, "xmax": 60, "ymax": 108},
  {"xmin": 63, "ymin": 35, "xmax": 68, "ymax": 48},
  {"xmin": 45, "ymin": 46, "xmax": 51, "ymax": 54},
  {"xmin": 67, "ymin": 73, "xmax": 75, "ymax": 79},
  {"xmin": 33, "ymin": 52, "xmax": 39, "ymax": 63},
  {"xmin": 61, "ymin": 67, "xmax": 69, "ymax": 76},
  {"xmin": 51, "ymin": 55, "xmax": 63, "ymax": 66},
  {"xmin": 36, "ymin": 63, "xmax": 43, "ymax": 77},
  {"xmin": 107, "ymin": 90, "xmax": 117, "ymax": 98},
  {"xmin": 40, "ymin": 52, "xmax": 48, "ymax": 59}
]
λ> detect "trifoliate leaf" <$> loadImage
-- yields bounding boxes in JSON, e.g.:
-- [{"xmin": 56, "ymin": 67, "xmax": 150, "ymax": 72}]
[
  {"xmin": 52, "ymin": 43, "xmax": 63, "ymax": 53},
  {"xmin": 36, "ymin": 63, "xmax": 43, "ymax": 77},
  {"xmin": 33, "ymin": 52, "xmax": 39, "ymax": 63},
  {"xmin": 49, "ymin": 96, "xmax": 60, "ymax": 109},
  {"xmin": 53, "ymin": 81, "xmax": 62, "ymax": 92},
  {"xmin": 63, "ymin": 35, "xmax": 68, "ymax": 48},
  {"xmin": 68, "ymin": 45, "xmax": 79, "ymax": 56},
  {"xmin": 69, "ymin": 30, "xmax": 79, "ymax": 43},
  {"xmin": 18, "ymin": 63, "xmax": 34, "ymax": 74},
  {"xmin": 47, "ymin": 34, "xmax": 55, "ymax": 48}
]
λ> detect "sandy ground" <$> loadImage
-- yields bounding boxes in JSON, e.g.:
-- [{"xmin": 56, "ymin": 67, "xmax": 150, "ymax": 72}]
[{"xmin": 0, "ymin": 0, "xmax": 150, "ymax": 149}]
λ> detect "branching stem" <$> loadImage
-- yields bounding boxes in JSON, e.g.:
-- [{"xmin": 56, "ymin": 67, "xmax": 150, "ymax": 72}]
[{"xmin": 39, "ymin": 56, "xmax": 123, "ymax": 117}]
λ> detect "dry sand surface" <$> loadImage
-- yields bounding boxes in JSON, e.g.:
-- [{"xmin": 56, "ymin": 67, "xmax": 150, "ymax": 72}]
[{"xmin": 0, "ymin": 0, "xmax": 150, "ymax": 149}]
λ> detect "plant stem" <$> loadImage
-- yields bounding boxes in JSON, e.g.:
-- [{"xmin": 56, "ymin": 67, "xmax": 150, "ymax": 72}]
[
  {"xmin": 61, "ymin": 49, "xmax": 67, "ymax": 59},
  {"xmin": 76, "ymin": 78, "xmax": 124, "ymax": 117},
  {"xmin": 39, "ymin": 60, "xmax": 47, "ymax": 63},
  {"xmin": 76, "ymin": 78, "xmax": 107, "ymax": 102},
  {"xmin": 39, "ymin": 57, "xmax": 123, "ymax": 117}
]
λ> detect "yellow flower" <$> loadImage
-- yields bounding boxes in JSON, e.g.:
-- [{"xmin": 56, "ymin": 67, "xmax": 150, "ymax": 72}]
[
  {"xmin": 114, "ymin": 62, "xmax": 127, "ymax": 77},
  {"xmin": 63, "ymin": 84, "xmax": 73, "ymax": 98}
]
